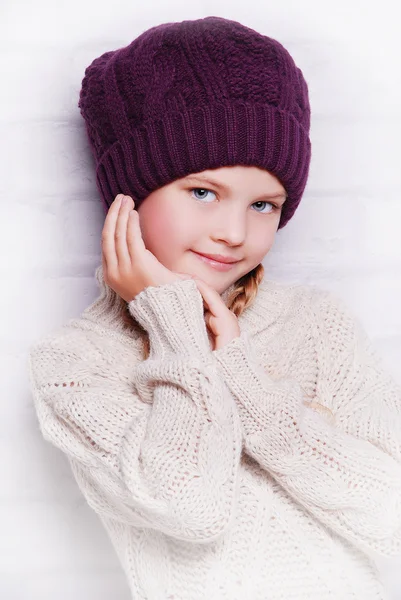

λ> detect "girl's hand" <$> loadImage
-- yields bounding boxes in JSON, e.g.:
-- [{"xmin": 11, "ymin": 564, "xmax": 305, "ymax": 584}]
[
  {"xmin": 101, "ymin": 194, "xmax": 193, "ymax": 303},
  {"xmin": 191, "ymin": 277, "xmax": 241, "ymax": 351}
]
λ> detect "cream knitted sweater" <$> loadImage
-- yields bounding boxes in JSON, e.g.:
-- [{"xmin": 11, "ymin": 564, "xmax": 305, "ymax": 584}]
[{"xmin": 28, "ymin": 265, "xmax": 401, "ymax": 600}]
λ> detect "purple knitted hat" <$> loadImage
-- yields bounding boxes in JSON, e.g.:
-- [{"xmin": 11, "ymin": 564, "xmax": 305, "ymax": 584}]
[{"xmin": 78, "ymin": 16, "xmax": 311, "ymax": 229}]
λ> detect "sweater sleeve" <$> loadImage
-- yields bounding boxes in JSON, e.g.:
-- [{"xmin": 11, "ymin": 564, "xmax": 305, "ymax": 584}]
[
  {"xmin": 28, "ymin": 278, "xmax": 243, "ymax": 544},
  {"xmin": 212, "ymin": 288, "xmax": 401, "ymax": 557}
]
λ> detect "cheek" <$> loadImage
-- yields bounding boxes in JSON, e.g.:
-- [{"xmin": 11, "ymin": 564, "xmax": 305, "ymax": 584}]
[
  {"xmin": 249, "ymin": 228, "xmax": 275, "ymax": 257},
  {"xmin": 138, "ymin": 203, "xmax": 192, "ymax": 258},
  {"xmin": 142, "ymin": 213, "xmax": 170, "ymax": 246}
]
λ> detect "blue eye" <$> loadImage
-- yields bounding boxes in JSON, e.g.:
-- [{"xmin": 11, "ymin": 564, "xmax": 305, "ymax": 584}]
[
  {"xmin": 190, "ymin": 188, "xmax": 216, "ymax": 202},
  {"xmin": 252, "ymin": 200, "xmax": 278, "ymax": 214},
  {"xmin": 188, "ymin": 187, "xmax": 278, "ymax": 214}
]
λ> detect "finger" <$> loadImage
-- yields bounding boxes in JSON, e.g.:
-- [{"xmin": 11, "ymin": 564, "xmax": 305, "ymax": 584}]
[
  {"xmin": 115, "ymin": 195, "xmax": 134, "ymax": 267},
  {"xmin": 127, "ymin": 207, "xmax": 147, "ymax": 260},
  {"xmin": 101, "ymin": 194, "xmax": 124, "ymax": 271},
  {"xmin": 193, "ymin": 278, "xmax": 225, "ymax": 318},
  {"xmin": 204, "ymin": 310, "xmax": 214, "ymax": 328}
]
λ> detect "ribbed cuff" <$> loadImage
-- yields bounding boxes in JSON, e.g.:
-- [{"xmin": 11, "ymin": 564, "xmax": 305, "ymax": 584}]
[
  {"xmin": 212, "ymin": 330, "xmax": 274, "ymax": 434},
  {"xmin": 128, "ymin": 278, "xmax": 212, "ymax": 360},
  {"xmin": 213, "ymin": 329, "xmax": 257, "ymax": 381}
]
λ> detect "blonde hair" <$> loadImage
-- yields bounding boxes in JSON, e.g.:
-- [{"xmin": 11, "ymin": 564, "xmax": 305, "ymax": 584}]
[{"xmin": 121, "ymin": 263, "xmax": 265, "ymax": 361}]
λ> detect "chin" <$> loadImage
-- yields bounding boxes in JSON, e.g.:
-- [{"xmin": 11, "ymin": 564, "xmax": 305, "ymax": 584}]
[{"xmin": 178, "ymin": 251, "xmax": 247, "ymax": 289}]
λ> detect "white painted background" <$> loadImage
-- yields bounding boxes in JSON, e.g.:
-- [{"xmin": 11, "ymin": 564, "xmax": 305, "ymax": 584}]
[{"xmin": 2, "ymin": 0, "xmax": 400, "ymax": 598}]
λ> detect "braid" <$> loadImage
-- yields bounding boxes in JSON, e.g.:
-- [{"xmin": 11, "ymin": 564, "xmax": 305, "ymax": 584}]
[{"xmin": 225, "ymin": 263, "xmax": 265, "ymax": 319}]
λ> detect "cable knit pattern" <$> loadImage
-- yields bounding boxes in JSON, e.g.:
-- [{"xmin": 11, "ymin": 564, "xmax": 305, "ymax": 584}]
[{"xmin": 27, "ymin": 265, "xmax": 401, "ymax": 599}]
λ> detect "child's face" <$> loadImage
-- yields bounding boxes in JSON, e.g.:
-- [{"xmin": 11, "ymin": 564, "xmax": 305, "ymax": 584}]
[{"xmin": 136, "ymin": 165, "xmax": 286, "ymax": 295}]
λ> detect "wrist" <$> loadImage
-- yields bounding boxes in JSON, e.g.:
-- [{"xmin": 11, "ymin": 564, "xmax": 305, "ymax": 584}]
[{"xmin": 128, "ymin": 279, "xmax": 213, "ymax": 360}]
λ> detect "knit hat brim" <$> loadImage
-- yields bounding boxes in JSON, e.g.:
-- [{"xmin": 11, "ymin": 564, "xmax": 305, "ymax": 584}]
[{"xmin": 95, "ymin": 100, "xmax": 311, "ymax": 230}]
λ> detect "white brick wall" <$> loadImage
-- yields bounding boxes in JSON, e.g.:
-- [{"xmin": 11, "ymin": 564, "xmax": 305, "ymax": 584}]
[{"xmin": 2, "ymin": 1, "xmax": 400, "ymax": 598}]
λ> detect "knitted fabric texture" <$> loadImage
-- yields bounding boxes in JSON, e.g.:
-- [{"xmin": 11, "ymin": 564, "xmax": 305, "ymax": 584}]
[
  {"xmin": 27, "ymin": 267, "xmax": 401, "ymax": 599},
  {"xmin": 78, "ymin": 16, "xmax": 312, "ymax": 230}
]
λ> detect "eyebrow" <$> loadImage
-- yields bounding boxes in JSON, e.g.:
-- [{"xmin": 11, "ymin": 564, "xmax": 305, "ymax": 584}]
[{"xmin": 182, "ymin": 175, "xmax": 287, "ymax": 203}]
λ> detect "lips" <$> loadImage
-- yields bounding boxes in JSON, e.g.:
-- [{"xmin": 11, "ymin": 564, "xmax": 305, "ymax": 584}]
[
  {"xmin": 194, "ymin": 251, "xmax": 240, "ymax": 264},
  {"xmin": 191, "ymin": 250, "xmax": 240, "ymax": 272}
]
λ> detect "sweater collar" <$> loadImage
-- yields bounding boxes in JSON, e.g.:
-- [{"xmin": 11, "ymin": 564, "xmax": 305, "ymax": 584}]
[{"xmin": 78, "ymin": 264, "xmax": 289, "ymax": 341}]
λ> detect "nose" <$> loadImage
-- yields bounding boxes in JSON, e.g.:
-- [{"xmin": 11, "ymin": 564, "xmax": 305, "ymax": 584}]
[{"xmin": 211, "ymin": 207, "xmax": 247, "ymax": 246}]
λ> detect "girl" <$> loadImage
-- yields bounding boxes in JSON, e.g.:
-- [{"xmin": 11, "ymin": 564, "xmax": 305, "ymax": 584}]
[{"xmin": 28, "ymin": 16, "xmax": 401, "ymax": 600}]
